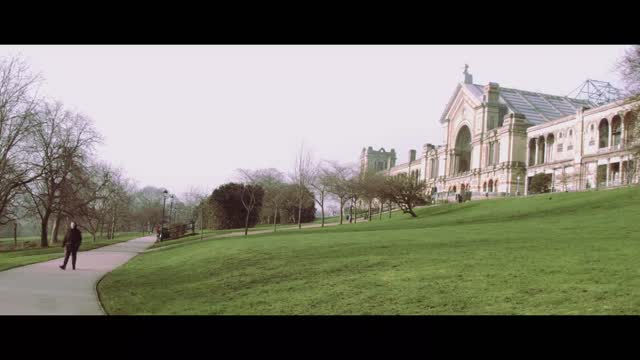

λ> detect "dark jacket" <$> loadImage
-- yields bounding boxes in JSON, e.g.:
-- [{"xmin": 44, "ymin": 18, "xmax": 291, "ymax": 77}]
[{"xmin": 63, "ymin": 228, "xmax": 82, "ymax": 248}]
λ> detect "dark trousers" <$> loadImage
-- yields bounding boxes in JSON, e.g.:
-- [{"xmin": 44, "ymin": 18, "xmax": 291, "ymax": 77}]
[{"xmin": 62, "ymin": 244, "xmax": 79, "ymax": 269}]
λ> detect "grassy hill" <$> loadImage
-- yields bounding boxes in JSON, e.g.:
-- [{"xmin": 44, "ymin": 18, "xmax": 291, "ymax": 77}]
[{"xmin": 98, "ymin": 187, "xmax": 640, "ymax": 315}]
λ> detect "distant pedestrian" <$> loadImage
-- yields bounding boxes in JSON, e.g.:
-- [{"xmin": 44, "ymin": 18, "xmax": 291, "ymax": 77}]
[{"xmin": 60, "ymin": 222, "xmax": 82, "ymax": 271}]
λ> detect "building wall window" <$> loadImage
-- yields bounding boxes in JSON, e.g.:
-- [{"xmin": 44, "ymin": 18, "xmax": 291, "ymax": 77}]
[
  {"xmin": 430, "ymin": 158, "xmax": 437, "ymax": 179},
  {"xmin": 488, "ymin": 142, "xmax": 494, "ymax": 165},
  {"xmin": 557, "ymin": 143, "xmax": 563, "ymax": 152}
]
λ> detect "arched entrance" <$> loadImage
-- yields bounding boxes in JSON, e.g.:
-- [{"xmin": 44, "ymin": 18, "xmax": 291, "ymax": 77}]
[{"xmin": 454, "ymin": 126, "xmax": 472, "ymax": 174}]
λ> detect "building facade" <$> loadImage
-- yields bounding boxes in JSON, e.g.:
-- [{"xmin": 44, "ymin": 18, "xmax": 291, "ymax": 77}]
[{"xmin": 360, "ymin": 68, "xmax": 639, "ymax": 199}]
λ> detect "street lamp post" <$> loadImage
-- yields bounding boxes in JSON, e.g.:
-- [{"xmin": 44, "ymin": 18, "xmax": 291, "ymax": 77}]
[
  {"xmin": 168, "ymin": 195, "xmax": 175, "ymax": 226},
  {"xmin": 516, "ymin": 175, "xmax": 521, "ymax": 196},
  {"xmin": 161, "ymin": 190, "xmax": 168, "ymax": 242}
]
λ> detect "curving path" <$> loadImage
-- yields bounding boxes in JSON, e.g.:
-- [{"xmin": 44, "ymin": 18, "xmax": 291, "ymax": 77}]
[{"xmin": 0, "ymin": 236, "xmax": 155, "ymax": 315}]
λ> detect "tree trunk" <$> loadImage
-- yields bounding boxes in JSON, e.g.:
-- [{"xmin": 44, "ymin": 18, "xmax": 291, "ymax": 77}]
[
  {"xmin": 244, "ymin": 208, "xmax": 251, "ymax": 236},
  {"xmin": 368, "ymin": 201, "xmax": 372, "ymax": 221},
  {"xmin": 40, "ymin": 211, "xmax": 51, "ymax": 248},
  {"xmin": 321, "ymin": 202, "xmax": 325, "ymax": 227},
  {"xmin": 273, "ymin": 205, "xmax": 278, "ymax": 232},
  {"xmin": 52, "ymin": 214, "xmax": 62, "ymax": 243},
  {"xmin": 339, "ymin": 201, "xmax": 344, "ymax": 225},
  {"xmin": 92, "ymin": 233, "xmax": 96, "ymax": 243},
  {"xmin": 379, "ymin": 201, "xmax": 383, "ymax": 220},
  {"xmin": 297, "ymin": 194, "xmax": 302, "ymax": 230},
  {"xmin": 388, "ymin": 201, "xmax": 392, "ymax": 218},
  {"xmin": 353, "ymin": 200, "xmax": 357, "ymax": 224},
  {"xmin": 110, "ymin": 211, "xmax": 116, "ymax": 240},
  {"xmin": 13, "ymin": 222, "xmax": 17, "ymax": 248}
]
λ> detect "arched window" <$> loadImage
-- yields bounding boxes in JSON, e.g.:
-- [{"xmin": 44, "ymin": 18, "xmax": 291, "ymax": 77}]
[
  {"xmin": 483, "ymin": 182, "xmax": 487, "ymax": 192},
  {"xmin": 494, "ymin": 179, "xmax": 499, "ymax": 192},
  {"xmin": 528, "ymin": 138, "xmax": 536, "ymax": 166},
  {"xmin": 569, "ymin": 129, "xmax": 573, "ymax": 137},
  {"xmin": 599, "ymin": 119, "xmax": 609, "ymax": 148},
  {"xmin": 612, "ymin": 115, "xmax": 622, "ymax": 146},
  {"xmin": 546, "ymin": 134, "xmax": 555, "ymax": 163},
  {"xmin": 538, "ymin": 136, "xmax": 546, "ymax": 164},
  {"xmin": 624, "ymin": 112, "xmax": 636, "ymax": 145},
  {"xmin": 488, "ymin": 179, "xmax": 493, "ymax": 192}
]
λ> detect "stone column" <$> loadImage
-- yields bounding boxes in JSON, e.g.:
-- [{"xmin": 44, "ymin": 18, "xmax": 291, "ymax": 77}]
[
  {"xmin": 621, "ymin": 120, "xmax": 625, "ymax": 147},
  {"xmin": 525, "ymin": 139, "xmax": 531, "ymax": 166},
  {"xmin": 606, "ymin": 158, "xmax": 610, "ymax": 187},
  {"xmin": 534, "ymin": 138, "xmax": 539, "ymax": 165},
  {"xmin": 608, "ymin": 121, "xmax": 612, "ymax": 149}
]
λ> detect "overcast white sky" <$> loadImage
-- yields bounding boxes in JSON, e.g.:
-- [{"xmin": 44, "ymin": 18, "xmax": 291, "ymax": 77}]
[{"xmin": 0, "ymin": 45, "xmax": 630, "ymax": 197}]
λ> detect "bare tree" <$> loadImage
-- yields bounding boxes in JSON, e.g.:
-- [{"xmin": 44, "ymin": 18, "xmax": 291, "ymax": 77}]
[
  {"xmin": 384, "ymin": 175, "xmax": 427, "ymax": 217},
  {"xmin": 617, "ymin": 45, "xmax": 640, "ymax": 184},
  {"xmin": 180, "ymin": 186, "xmax": 209, "ymax": 234},
  {"xmin": 359, "ymin": 169, "xmax": 385, "ymax": 221},
  {"xmin": 617, "ymin": 45, "xmax": 640, "ymax": 98},
  {"xmin": 0, "ymin": 57, "xmax": 42, "ymax": 225},
  {"xmin": 247, "ymin": 168, "xmax": 287, "ymax": 232},
  {"xmin": 291, "ymin": 143, "xmax": 314, "ymax": 229},
  {"xmin": 132, "ymin": 185, "xmax": 167, "ymax": 234},
  {"xmin": 558, "ymin": 170, "xmax": 575, "ymax": 192},
  {"xmin": 24, "ymin": 103, "xmax": 102, "ymax": 247},
  {"xmin": 309, "ymin": 162, "xmax": 332, "ymax": 227},
  {"xmin": 324, "ymin": 161, "xmax": 355, "ymax": 225},
  {"xmin": 71, "ymin": 162, "xmax": 115, "ymax": 242},
  {"xmin": 236, "ymin": 169, "xmax": 265, "ymax": 236},
  {"xmin": 346, "ymin": 176, "xmax": 363, "ymax": 223}
]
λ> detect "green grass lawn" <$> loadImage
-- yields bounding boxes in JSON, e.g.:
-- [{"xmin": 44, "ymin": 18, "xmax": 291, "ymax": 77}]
[
  {"xmin": 0, "ymin": 232, "xmax": 144, "ymax": 272},
  {"xmin": 98, "ymin": 187, "xmax": 640, "ymax": 315},
  {"xmin": 151, "ymin": 217, "xmax": 344, "ymax": 250}
]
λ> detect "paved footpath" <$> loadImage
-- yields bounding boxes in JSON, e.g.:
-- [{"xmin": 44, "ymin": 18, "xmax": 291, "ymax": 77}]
[{"xmin": 0, "ymin": 236, "xmax": 156, "ymax": 315}]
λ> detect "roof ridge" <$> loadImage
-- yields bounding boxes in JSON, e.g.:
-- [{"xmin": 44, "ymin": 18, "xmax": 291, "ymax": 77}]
[{"xmin": 500, "ymin": 86, "xmax": 589, "ymax": 102}]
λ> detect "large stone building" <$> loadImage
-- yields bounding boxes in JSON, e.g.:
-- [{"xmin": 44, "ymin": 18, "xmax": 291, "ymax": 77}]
[{"xmin": 361, "ymin": 67, "xmax": 639, "ymax": 199}]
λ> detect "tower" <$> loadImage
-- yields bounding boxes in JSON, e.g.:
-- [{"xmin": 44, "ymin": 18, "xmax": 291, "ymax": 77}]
[{"xmin": 361, "ymin": 147, "xmax": 396, "ymax": 173}]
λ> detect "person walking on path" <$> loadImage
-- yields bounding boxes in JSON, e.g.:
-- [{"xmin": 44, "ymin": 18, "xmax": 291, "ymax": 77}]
[{"xmin": 60, "ymin": 222, "xmax": 82, "ymax": 270}]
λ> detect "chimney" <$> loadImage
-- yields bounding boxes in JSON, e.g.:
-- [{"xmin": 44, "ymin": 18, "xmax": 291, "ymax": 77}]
[
  {"xmin": 484, "ymin": 82, "xmax": 500, "ymax": 104},
  {"xmin": 409, "ymin": 149, "xmax": 416, "ymax": 162}
]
